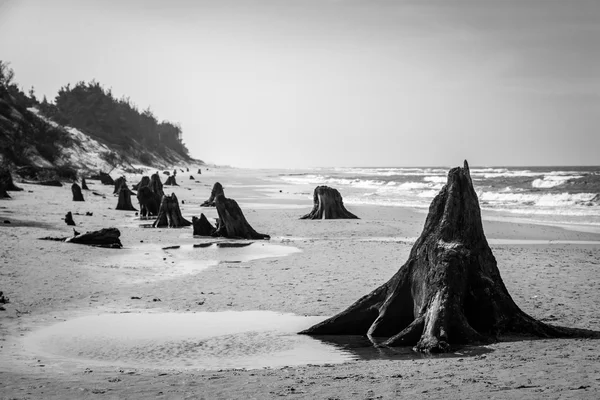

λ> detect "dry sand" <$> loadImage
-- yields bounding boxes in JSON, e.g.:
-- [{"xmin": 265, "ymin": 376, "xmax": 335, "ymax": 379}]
[{"xmin": 1, "ymin": 167, "xmax": 600, "ymax": 399}]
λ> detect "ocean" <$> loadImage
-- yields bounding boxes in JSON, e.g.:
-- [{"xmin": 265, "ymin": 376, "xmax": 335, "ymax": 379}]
[{"xmin": 277, "ymin": 166, "xmax": 600, "ymax": 232}]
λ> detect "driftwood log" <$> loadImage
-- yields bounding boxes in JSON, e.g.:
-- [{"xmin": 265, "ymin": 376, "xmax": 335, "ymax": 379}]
[
  {"xmin": 200, "ymin": 182, "xmax": 224, "ymax": 207},
  {"xmin": 213, "ymin": 194, "xmax": 269, "ymax": 239},
  {"xmin": 0, "ymin": 167, "xmax": 22, "ymax": 192},
  {"xmin": 81, "ymin": 177, "xmax": 89, "ymax": 190},
  {"xmin": 300, "ymin": 161, "xmax": 599, "ymax": 352},
  {"xmin": 165, "ymin": 175, "xmax": 178, "ymax": 186},
  {"xmin": 152, "ymin": 193, "xmax": 191, "ymax": 228},
  {"xmin": 66, "ymin": 227, "xmax": 122, "ymax": 248},
  {"xmin": 116, "ymin": 183, "xmax": 137, "ymax": 211},
  {"xmin": 22, "ymin": 179, "xmax": 63, "ymax": 187},
  {"xmin": 72, "ymin": 183, "xmax": 84, "ymax": 201},
  {"xmin": 192, "ymin": 214, "xmax": 215, "ymax": 236},
  {"xmin": 113, "ymin": 176, "xmax": 126, "ymax": 194},
  {"xmin": 300, "ymin": 186, "xmax": 358, "ymax": 219},
  {"xmin": 64, "ymin": 212, "xmax": 76, "ymax": 226}
]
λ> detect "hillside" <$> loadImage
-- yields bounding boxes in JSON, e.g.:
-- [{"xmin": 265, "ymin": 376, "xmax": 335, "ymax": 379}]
[{"xmin": 0, "ymin": 61, "xmax": 202, "ymax": 178}]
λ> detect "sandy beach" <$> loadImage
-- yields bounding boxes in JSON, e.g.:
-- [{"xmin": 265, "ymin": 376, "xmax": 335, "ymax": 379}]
[{"xmin": 1, "ymin": 166, "xmax": 600, "ymax": 399}]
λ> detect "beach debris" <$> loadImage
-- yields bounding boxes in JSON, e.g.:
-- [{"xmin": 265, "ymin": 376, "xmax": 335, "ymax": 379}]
[
  {"xmin": 91, "ymin": 191, "xmax": 105, "ymax": 197},
  {"xmin": 300, "ymin": 186, "xmax": 358, "ymax": 220},
  {"xmin": 116, "ymin": 182, "xmax": 137, "ymax": 211},
  {"xmin": 189, "ymin": 175, "xmax": 195, "ymax": 180},
  {"xmin": 163, "ymin": 171, "xmax": 170, "ymax": 176},
  {"xmin": 162, "ymin": 245, "xmax": 180, "ymax": 250},
  {"xmin": 0, "ymin": 291, "xmax": 9, "ymax": 304},
  {"xmin": 113, "ymin": 176, "xmax": 126, "ymax": 195},
  {"xmin": 72, "ymin": 183, "xmax": 84, "ymax": 202},
  {"xmin": 81, "ymin": 177, "xmax": 89, "ymax": 190},
  {"xmin": 200, "ymin": 182, "xmax": 224, "ymax": 207},
  {"xmin": 3, "ymin": 220, "xmax": 10, "ymax": 223},
  {"xmin": 300, "ymin": 160, "xmax": 599, "ymax": 352},
  {"xmin": 213, "ymin": 194, "xmax": 269, "ymax": 240},
  {"xmin": 64, "ymin": 211, "xmax": 76, "ymax": 226},
  {"xmin": 86, "ymin": 211, "xmax": 93, "ymax": 216},
  {"xmin": 131, "ymin": 296, "xmax": 141, "ymax": 300},
  {"xmin": 192, "ymin": 213, "xmax": 215, "ymax": 236},
  {"xmin": 66, "ymin": 227, "xmax": 122, "ymax": 248},
  {"xmin": 21, "ymin": 179, "xmax": 63, "ymax": 187},
  {"xmin": 216, "ymin": 242, "xmax": 253, "ymax": 248},
  {"xmin": 152, "ymin": 193, "xmax": 191, "ymax": 228},
  {"xmin": 165, "ymin": 175, "xmax": 178, "ymax": 186},
  {"xmin": 0, "ymin": 166, "xmax": 23, "ymax": 192},
  {"xmin": 193, "ymin": 242, "xmax": 214, "ymax": 248}
]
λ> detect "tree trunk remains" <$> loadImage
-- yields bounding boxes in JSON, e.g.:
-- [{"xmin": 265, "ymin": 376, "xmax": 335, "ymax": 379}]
[
  {"xmin": 0, "ymin": 183, "xmax": 9, "ymax": 199},
  {"xmin": 300, "ymin": 161, "xmax": 599, "ymax": 352},
  {"xmin": 165, "ymin": 175, "xmax": 178, "ymax": 186},
  {"xmin": 190, "ymin": 175, "xmax": 195, "ymax": 180},
  {"xmin": 116, "ymin": 183, "xmax": 137, "ymax": 211},
  {"xmin": 0, "ymin": 167, "xmax": 22, "ymax": 192},
  {"xmin": 197, "ymin": 169, "xmax": 202, "ymax": 174},
  {"xmin": 81, "ymin": 177, "xmax": 89, "ymax": 190},
  {"xmin": 192, "ymin": 213, "xmax": 215, "ymax": 236},
  {"xmin": 72, "ymin": 183, "xmax": 84, "ymax": 201},
  {"xmin": 113, "ymin": 176, "xmax": 126, "ymax": 194},
  {"xmin": 150, "ymin": 173, "xmax": 164, "ymax": 198},
  {"xmin": 136, "ymin": 187, "xmax": 160, "ymax": 218},
  {"xmin": 64, "ymin": 212, "xmax": 76, "ymax": 226},
  {"xmin": 300, "ymin": 186, "xmax": 358, "ymax": 220},
  {"xmin": 22, "ymin": 179, "xmax": 63, "ymax": 187},
  {"xmin": 99, "ymin": 172, "xmax": 114, "ymax": 185},
  {"xmin": 132, "ymin": 176, "xmax": 150, "ymax": 191},
  {"xmin": 152, "ymin": 193, "xmax": 191, "ymax": 228},
  {"xmin": 201, "ymin": 182, "xmax": 224, "ymax": 207},
  {"xmin": 213, "ymin": 194, "xmax": 269, "ymax": 239},
  {"xmin": 66, "ymin": 227, "xmax": 122, "ymax": 248}
]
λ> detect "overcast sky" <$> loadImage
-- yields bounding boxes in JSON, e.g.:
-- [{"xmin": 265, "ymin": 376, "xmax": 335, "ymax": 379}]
[{"xmin": 0, "ymin": 0, "xmax": 598, "ymax": 168}]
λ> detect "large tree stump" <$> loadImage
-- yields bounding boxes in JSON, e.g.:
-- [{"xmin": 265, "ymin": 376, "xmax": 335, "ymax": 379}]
[
  {"xmin": 0, "ymin": 167, "xmax": 22, "ymax": 192},
  {"xmin": 64, "ymin": 212, "xmax": 76, "ymax": 226},
  {"xmin": 300, "ymin": 186, "xmax": 358, "ymax": 220},
  {"xmin": 136, "ymin": 186, "xmax": 160, "ymax": 218},
  {"xmin": 152, "ymin": 193, "xmax": 191, "ymax": 228},
  {"xmin": 116, "ymin": 183, "xmax": 137, "ymax": 211},
  {"xmin": 213, "ymin": 194, "xmax": 269, "ymax": 239},
  {"xmin": 113, "ymin": 176, "xmax": 126, "ymax": 194},
  {"xmin": 66, "ymin": 227, "xmax": 122, "ymax": 248},
  {"xmin": 300, "ymin": 161, "xmax": 598, "ymax": 353},
  {"xmin": 192, "ymin": 213, "xmax": 215, "ymax": 236},
  {"xmin": 165, "ymin": 175, "xmax": 178, "ymax": 186},
  {"xmin": 81, "ymin": 177, "xmax": 89, "ymax": 190},
  {"xmin": 132, "ymin": 176, "xmax": 150, "ymax": 191},
  {"xmin": 72, "ymin": 183, "xmax": 84, "ymax": 201},
  {"xmin": 0, "ymin": 183, "xmax": 9, "ymax": 199},
  {"xmin": 99, "ymin": 172, "xmax": 114, "ymax": 185},
  {"xmin": 200, "ymin": 182, "xmax": 224, "ymax": 207},
  {"xmin": 150, "ymin": 173, "xmax": 164, "ymax": 198}
]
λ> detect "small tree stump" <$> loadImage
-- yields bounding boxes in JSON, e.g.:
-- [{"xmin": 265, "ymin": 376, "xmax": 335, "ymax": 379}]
[
  {"xmin": 81, "ymin": 177, "xmax": 89, "ymax": 190},
  {"xmin": 186, "ymin": 168, "xmax": 189, "ymax": 172},
  {"xmin": 113, "ymin": 176, "xmax": 126, "ymax": 194},
  {"xmin": 132, "ymin": 176, "xmax": 150, "ymax": 191},
  {"xmin": 300, "ymin": 186, "xmax": 358, "ymax": 220},
  {"xmin": 136, "ymin": 186, "xmax": 160, "ymax": 218},
  {"xmin": 0, "ymin": 183, "xmax": 9, "ymax": 199},
  {"xmin": 197, "ymin": 169, "xmax": 202, "ymax": 174},
  {"xmin": 201, "ymin": 182, "xmax": 224, "ymax": 207},
  {"xmin": 150, "ymin": 173, "xmax": 164, "ymax": 198},
  {"xmin": 0, "ymin": 167, "xmax": 22, "ymax": 192},
  {"xmin": 66, "ymin": 227, "xmax": 122, "ymax": 248},
  {"xmin": 116, "ymin": 183, "xmax": 137, "ymax": 211},
  {"xmin": 72, "ymin": 183, "xmax": 84, "ymax": 202},
  {"xmin": 213, "ymin": 194, "xmax": 269, "ymax": 239},
  {"xmin": 165, "ymin": 175, "xmax": 178, "ymax": 186},
  {"xmin": 190, "ymin": 176, "xmax": 195, "ymax": 180},
  {"xmin": 99, "ymin": 172, "xmax": 114, "ymax": 185},
  {"xmin": 192, "ymin": 213, "xmax": 215, "ymax": 236},
  {"xmin": 64, "ymin": 212, "xmax": 76, "ymax": 226},
  {"xmin": 152, "ymin": 193, "xmax": 191, "ymax": 228}
]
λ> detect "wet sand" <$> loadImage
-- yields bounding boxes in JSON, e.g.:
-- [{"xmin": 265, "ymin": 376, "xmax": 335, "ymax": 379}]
[{"xmin": 1, "ymin": 166, "xmax": 600, "ymax": 399}]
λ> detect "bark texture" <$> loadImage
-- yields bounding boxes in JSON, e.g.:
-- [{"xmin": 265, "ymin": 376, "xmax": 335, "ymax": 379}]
[
  {"xmin": 300, "ymin": 186, "xmax": 358, "ymax": 220},
  {"xmin": 192, "ymin": 213, "xmax": 215, "ymax": 236},
  {"xmin": 300, "ymin": 161, "xmax": 598, "ymax": 352},
  {"xmin": 200, "ymin": 182, "xmax": 224, "ymax": 207},
  {"xmin": 66, "ymin": 227, "xmax": 122, "ymax": 248},
  {"xmin": 116, "ymin": 183, "xmax": 137, "ymax": 211},
  {"xmin": 71, "ymin": 183, "xmax": 84, "ymax": 202},
  {"xmin": 152, "ymin": 193, "xmax": 191, "ymax": 228},
  {"xmin": 150, "ymin": 173, "xmax": 164, "ymax": 198},
  {"xmin": 165, "ymin": 176, "xmax": 178, "ymax": 186},
  {"xmin": 213, "ymin": 194, "xmax": 269, "ymax": 239}
]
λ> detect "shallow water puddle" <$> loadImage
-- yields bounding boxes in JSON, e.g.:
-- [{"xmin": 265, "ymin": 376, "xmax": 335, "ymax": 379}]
[{"xmin": 23, "ymin": 311, "xmax": 487, "ymax": 371}]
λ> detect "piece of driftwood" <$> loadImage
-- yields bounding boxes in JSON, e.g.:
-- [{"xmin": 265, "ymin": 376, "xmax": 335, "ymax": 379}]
[
  {"xmin": 192, "ymin": 214, "xmax": 215, "ymax": 236},
  {"xmin": 300, "ymin": 186, "xmax": 358, "ymax": 219},
  {"xmin": 66, "ymin": 227, "xmax": 122, "ymax": 248},
  {"xmin": 22, "ymin": 180, "xmax": 63, "ymax": 187},
  {"xmin": 200, "ymin": 182, "xmax": 224, "ymax": 207},
  {"xmin": 165, "ymin": 175, "xmax": 178, "ymax": 186},
  {"xmin": 213, "ymin": 194, "xmax": 269, "ymax": 240},
  {"xmin": 153, "ymin": 193, "xmax": 191, "ymax": 228},
  {"xmin": 300, "ymin": 161, "xmax": 600, "ymax": 352},
  {"xmin": 64, "ymin": 212, "xmax": 76, "ymax": 226},
  {"xmin": 116, "ymin": 182, "xmax": 137, "ymax": 211},
  {"xmin": 72, "ymin": 183, "xmax": 84, "ymax": 201}
]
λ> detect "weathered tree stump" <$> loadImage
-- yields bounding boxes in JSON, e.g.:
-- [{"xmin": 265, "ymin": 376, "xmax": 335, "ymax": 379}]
[
  {"xmin": 66, "ymin": 227, "xmax": 122, "ymax": 248},
  {"xmin": 71, "ymin": 183, "xmax": 84, "ymax": 201},
  {"xmin": 163, "ymin": 171, "xmax": 170, "ymax": 176},
  {"xmin": 192, "ymin": 213, "xmax": 215, "ymax": 236},
  {"xmin": 64, "ymin": 212, "xmax": 76, "ymax": 226},
  {"xmin": 152, "ymin": 193, "xmax": 191, "ymax": 228},
  {"xmin": 116, "ymin": 183, "xmax": 137, "ymax": 211},
  {"xmin": 197, "ymin": 169, "xmax": 202, "ymax": 174},
  {"xmin": 99, "ymin": 172, "xmax": 114, "ymax": 185},
  {"xmin": 0, "ymin": 183, "xmax": 9, "ymax": 199},
  {"xmin": 200, "ymin": 182, "xmax": 224, "ymax": 207},
  {"xmin": 81, "ymin": 177, "xmax": 89, "ymax": 190},
  {"xmin": 190, "ymin": 175, "xmax": 195, "ymax": 180},
  {"xmin": 136, "ymin": 186, "xmax": 160, "ymax": 218},
  {"xmin": 300, "ymin": 161, "xmax": 599, "ymax": 352},
  {"xmin": 150, "ymin": 173, "xmax": 164, "ymax": 198},
  {"xmin": 213, "ymin": 194, "xmax": 269, "ymax": 239},
  {"xmin": 165, "ymin": 175, "xmax": 178, "ymax": 186},
  {"xmin": 300, "ymin": 186, "xmax": 358, "ymax": 219},
  {"xmin": 0, "ymin": 167, "xmax": 22, "ymax": 192},
  {"xmin": 186, "ymin": 168, "xmax": 189, "ymax": 172},
  {"xmin": 132, "ymin": 176, "xmax": 150, "ymax": 191},
  {"xmin": 113, "ymin": 176, "xmax": 126, "ymax": 194}
]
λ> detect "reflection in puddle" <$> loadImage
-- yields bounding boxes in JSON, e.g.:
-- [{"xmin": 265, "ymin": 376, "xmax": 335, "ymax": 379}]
[{"xmin": 23, "ymin": 311, "xmax": 490, "ymax": 371}]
